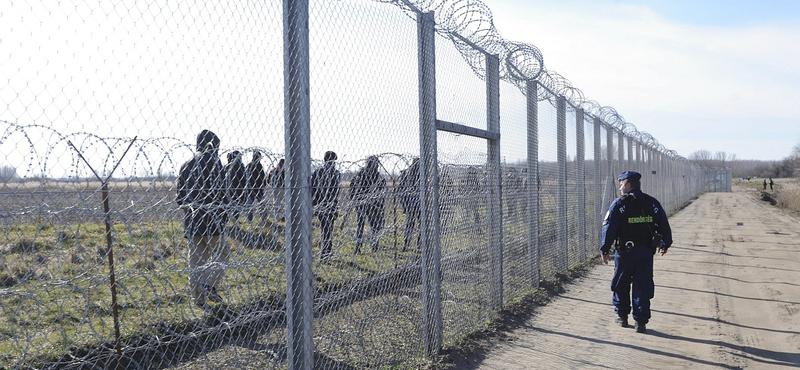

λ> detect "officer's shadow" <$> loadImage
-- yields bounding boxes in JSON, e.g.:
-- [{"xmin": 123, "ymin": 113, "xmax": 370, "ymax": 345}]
[{"xmin": 647, "ymin": 329, "xmax": 799, "ymax": 368}]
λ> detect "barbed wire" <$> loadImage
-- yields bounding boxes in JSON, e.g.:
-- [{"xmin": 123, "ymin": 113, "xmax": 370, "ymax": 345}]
[{"xmin": 386, "ymin": 0, "xmax": 678, "ymax": 159}]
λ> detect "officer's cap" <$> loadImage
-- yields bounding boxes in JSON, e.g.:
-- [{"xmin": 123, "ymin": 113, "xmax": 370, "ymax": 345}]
[{"xmin": 618, "ymin": 171, "xmax": 641, "ymax": 181}]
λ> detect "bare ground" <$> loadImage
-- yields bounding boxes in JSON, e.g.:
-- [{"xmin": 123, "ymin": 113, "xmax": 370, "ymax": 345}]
[{"xmin": 433, "ymin": 183, "xmax": 800, "ymax": 369}]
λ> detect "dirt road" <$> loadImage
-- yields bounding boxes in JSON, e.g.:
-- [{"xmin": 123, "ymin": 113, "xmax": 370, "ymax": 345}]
[{"xmin": 451, "ymin": 184, "xmax": 800, "ymax": 369}]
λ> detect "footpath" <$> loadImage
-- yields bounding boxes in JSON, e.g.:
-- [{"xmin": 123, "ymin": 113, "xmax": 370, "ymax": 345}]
[{"xmin": 444, "ymin": 184, "xmax": 800, "ymax": 369}]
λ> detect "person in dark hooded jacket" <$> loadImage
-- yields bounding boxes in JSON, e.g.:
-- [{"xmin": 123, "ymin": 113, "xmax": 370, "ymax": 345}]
[
  {"xmin": 311, "ymin": 150, "xmax": 341, "ymax": 262},
  {"xmin": 266, "ymin": 158, "xmax": 286, "ymax": 221},
  {"xmin": 223, "ymin": 150, "xmax": 247, "ymax": 222},
  {"xmin": 245, "ymin": 151, "xmax": 266, "ymax": 221},
  {"xmin": 396, "ymin": 158, "xmax": 420, "ymax": 251},
  {"xmin": 176, "ymin": 129, "xmax": 229, "ymax": 307},
  {"xmin": 349, "ymin": 155, "xmax": 386, "ymax": 253}
]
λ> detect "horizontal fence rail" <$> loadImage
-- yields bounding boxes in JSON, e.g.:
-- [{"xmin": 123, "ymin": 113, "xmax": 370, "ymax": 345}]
[{"xmin": 0, "ymin": 0, "xmax": 726, "ymax": 368}]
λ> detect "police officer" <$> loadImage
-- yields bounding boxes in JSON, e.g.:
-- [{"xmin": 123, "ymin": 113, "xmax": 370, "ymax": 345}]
[{"xmin": 600, "ymin": 171, "xmax": 672, "ymax": 333}]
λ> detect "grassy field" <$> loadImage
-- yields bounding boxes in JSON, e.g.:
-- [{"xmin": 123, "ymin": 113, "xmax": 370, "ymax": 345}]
[
  {"xmin": 0, "ymin": 178, "xmax": 602, "ymax": 368},
  {"xmin": 773, "ymin": 178, "xmax": 800, "ymax": 214}
]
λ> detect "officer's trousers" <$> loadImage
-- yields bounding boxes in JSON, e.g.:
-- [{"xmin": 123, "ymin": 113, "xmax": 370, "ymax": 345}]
[{"xmin": 611, "ymin": 246, "xmax": 655, "ymax": 324}]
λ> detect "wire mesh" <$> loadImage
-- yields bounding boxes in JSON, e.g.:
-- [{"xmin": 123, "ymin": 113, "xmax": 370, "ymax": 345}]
[{"xmin": 0, "ymin": 0, "xmax": 721, "ymax": 368}]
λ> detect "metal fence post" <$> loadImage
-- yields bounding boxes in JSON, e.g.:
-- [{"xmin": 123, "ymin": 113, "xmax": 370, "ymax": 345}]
[
  {"xmin": 283, "ymin": 0, "xmax": 313, "ymax": 368},
  {"xmin": 604, "ymin": 125, "xmax": 615, "ymax": 209},
  {"xmin": 486, "ymin": 53, "xmax": 503, "ymax": 309},
  {"xmin": 556, "ymin": 96, "xmax": 567, "ymax": 272},
  {"xmin": 417, "ymin": 10, "xmax": 442, "ymax": 357},
  {"xmin": 637, "ymin": 141, "xmax": 643, "ymax": 171},
  {"xmin": 593, "ymin": 117, "xmax": 602, "ymax": 248},
  {"xmin": 617, "ymin": 131, "xmax": 625, "ymax": 174},
  {"xmin": 575, "ymin": 108, "xmax": 586, "ymax": 261},
  {"xmin": 626, "ymin": 136, "xmax": 633, "ymax": 171},
  {"xmin": 526, "ymin": 80, "xmax": 539, "ymax": 288}
]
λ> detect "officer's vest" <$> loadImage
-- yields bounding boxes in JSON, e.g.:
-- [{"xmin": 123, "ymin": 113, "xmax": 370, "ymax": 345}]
[{"xmin": 617, "ymin": 193, "xmax": 656, "ymax": 244}]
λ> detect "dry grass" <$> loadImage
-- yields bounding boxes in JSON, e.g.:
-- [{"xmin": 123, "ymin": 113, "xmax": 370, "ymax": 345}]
[
  {"xmin": 0, "ymin": 179, "xmax": 596, "ymax": 368},
  {"xmin": 773, "ymin": 178, "xmax": 800, "ymax": 214}
]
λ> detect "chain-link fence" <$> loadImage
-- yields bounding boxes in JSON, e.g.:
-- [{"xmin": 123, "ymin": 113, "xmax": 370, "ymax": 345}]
[{"xmin": 1, "ymin": 0, "xmax": 724, "ymax": 368}]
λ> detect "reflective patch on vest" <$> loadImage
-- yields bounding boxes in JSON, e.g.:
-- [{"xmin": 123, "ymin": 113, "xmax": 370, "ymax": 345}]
[{"xmin": 628, "ymin": 215, "xmax": 653, "ymax": 224}]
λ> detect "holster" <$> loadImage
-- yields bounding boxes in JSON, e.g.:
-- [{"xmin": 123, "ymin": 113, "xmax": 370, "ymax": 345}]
[
  {"xmin": 614, "ymin": 239, "xmax": 635, "ymax": 253},
  {"xmin": 650, "ymin": 232, "xmax": 663, "ymax": 248}
]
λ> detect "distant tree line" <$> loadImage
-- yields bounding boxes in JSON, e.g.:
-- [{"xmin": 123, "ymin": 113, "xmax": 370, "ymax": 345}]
[
  {"xmin": 689, "ymin": 144, "xmax": 800, "ymax": 179},
  {"xmin": 0, "ymin": 165, "xmax": 17, "ymax": 182}
]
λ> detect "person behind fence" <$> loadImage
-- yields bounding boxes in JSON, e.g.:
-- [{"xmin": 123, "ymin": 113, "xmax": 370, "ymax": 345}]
[
  {"xmin": 348, "ymin": 155, "xmax": 386, "ymax": 254},
  {"xmin": 600, "ymin": 170, "xmax": 673, "ymax": 334},
  {"xmin": 397, "ymin": 158, "xmax": 420, "ymax": 251},
  {"xmin": 438, "ymin": 166, "xmax": 457, "ymax": 231},
  {"xmin": 246, "ymin": 150, "xmax": 267, "ymax": 222},
  {"xmin": 267, "ymin": 158, "xmax": 286, "ymax": 221},
  {"xmin": 223, "ymin": 150, "xmax": 247, "ymax": 222},
  {"xmin": 504, "ymin": 167, "xmax": 523, "ymax": 218},
  {"xmin": 175, "ymin": 129, "xmax": 230, "ymax": 307},
  {"xmin": 520, "ymin": 167, "xmax": 529, "ymax": 216},
  {"xmin": 463, "ymin": 166, "xmax": 482, "ymax": 228},
  {"xmin": 311, "ymin": 150, "xmax": 341, "ymax": 262}
]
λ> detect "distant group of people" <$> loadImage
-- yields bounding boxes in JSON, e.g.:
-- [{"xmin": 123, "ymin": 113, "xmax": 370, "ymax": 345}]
[
  {"xmin": 175, "ymin": 130, "xmax": 411, "ymax": 306},
  {"xmin": 763, "ymin": 177, "xmax": 774, "ymax": 190},
  {"xmin": 177, "ymin": 130, "xmax": 542, "ymax": 306}
]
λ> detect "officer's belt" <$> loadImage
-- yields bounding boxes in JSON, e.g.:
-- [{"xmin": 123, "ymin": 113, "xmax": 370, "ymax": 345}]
[{"xmin": 615, "ymin": 239, "xmax": 651, "ymax": 252}]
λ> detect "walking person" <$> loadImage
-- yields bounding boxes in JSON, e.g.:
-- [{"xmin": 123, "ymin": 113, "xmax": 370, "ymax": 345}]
[
  {"xmin": 600, "ymin": 171, "xmax": 672, "ymax": 333},
  {"xmin": 245, "ymin": 151, "xmax": 266, "ymax": 222},
  {"xmin": 223, "ymin": 150, "xmax": 247, "ymax": 223},
  {"xmin": 349, "ymin": 155, "xmax": 386, "ymax": 254},
  {"xmin": 397, "ymin": 158, "xmax": 421, "ymax": 251},
  {"xmin": 504, "ymin": 167, "xmax": 523, "ymax": 218},
  {"xmin": 311, "ymin": 151, "xmax": 341, "ymax": 263},
  {"xmin": 267, "ymin": 158, "xmax": 286, "ymax": 221},
  {"xmin": 463, "ymin": 166, "xmax": 482, "ymax": 228},
  {"xmin": 176, "ymin": 129, "xmax": 230, "ymax": 307},
  {"xmin": 438, "ymin": 167, "xmax": 457, "ymax": 232}
]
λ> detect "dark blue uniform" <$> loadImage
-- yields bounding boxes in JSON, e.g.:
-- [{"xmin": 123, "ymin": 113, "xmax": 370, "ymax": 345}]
[{"xmin": 601, "ymin": 174, "xmax": 672, "ymax": 326}]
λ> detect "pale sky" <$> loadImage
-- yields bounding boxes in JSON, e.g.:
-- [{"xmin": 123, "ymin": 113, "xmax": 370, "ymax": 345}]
[
  {"xmin": 487, "ymin": 0, "xmax": 800, "ymax": 161},
  {"xmin": 3, "ymin": 0, "xmax": 799, "ymax": 180}
]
